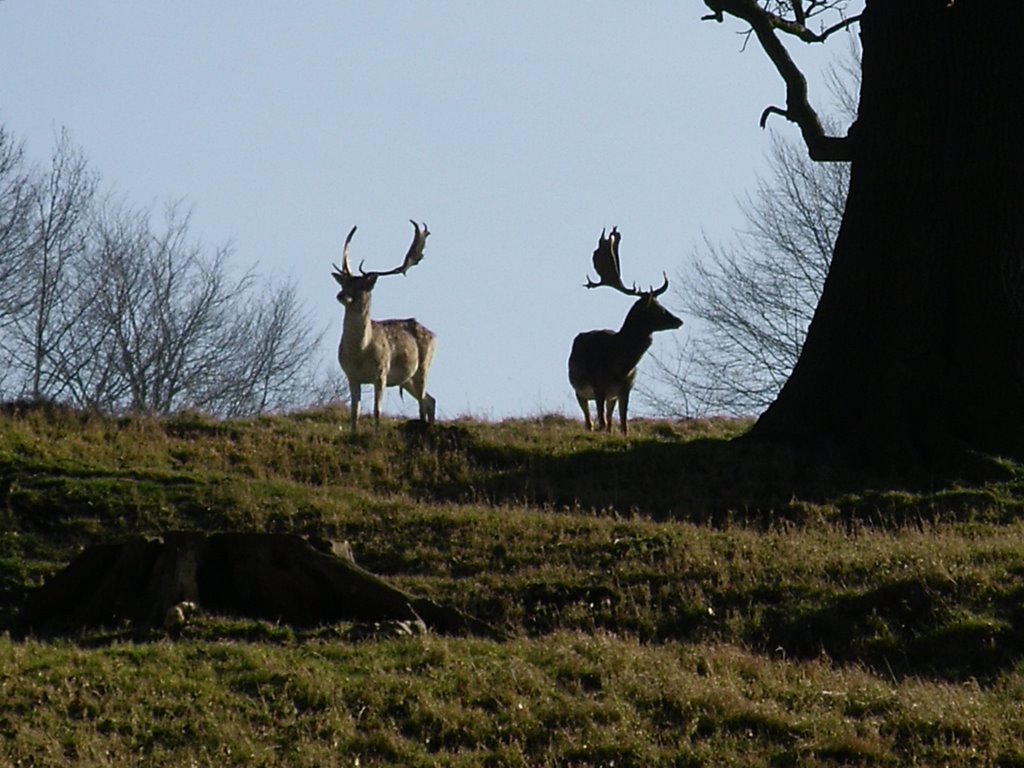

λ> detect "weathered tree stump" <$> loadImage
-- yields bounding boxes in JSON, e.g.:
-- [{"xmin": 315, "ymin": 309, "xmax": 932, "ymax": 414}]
[{"xmin": 21, "ymin": 531, "xmax": 499, "ymax": 638}]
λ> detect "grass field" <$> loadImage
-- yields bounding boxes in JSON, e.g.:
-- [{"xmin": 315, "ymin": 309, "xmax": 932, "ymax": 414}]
[{"xmin": 4, "ymin": 403, "xmax": 1024, "ymax": 766}]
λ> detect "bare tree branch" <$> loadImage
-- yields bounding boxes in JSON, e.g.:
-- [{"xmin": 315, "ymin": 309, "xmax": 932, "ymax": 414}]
[
  {"xmin": 703, "ymin": 0, "xmax": 859, "ymax": 42},
  {"xmin": 0, "ymin": 130, "xmax": 98, "ymax": 401},
  {"xmin": 0, "ymin": 126, "xmax": 33, "ymax": 327},
  {"xmin": 702, "ymin": 0, "xmax": 858, "ymax": 162}
]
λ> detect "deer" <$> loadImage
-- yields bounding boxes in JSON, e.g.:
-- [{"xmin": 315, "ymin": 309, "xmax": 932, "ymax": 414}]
[
  {"xmin": 331, "ymin": 220, "xmax": 437, "ymax": 431},
  {"xmin": 568, "ymin": 227, "xmax": 682, "ymax": 435}
]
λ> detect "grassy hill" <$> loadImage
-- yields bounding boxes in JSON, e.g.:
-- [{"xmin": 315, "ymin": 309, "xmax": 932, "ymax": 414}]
[{"xmin": 4, "ymin": 403, "xmax": 1024, "ymax": 766}]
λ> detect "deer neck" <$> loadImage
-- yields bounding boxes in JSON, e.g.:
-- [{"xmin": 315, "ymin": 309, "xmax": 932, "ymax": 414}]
[
  {"xmin": 341, "ymin": 296, "xmax": 375, "ymax": 353},
  {"xmin": 615, "ymin": 314, "xmax": 655, "ymax": 366}
]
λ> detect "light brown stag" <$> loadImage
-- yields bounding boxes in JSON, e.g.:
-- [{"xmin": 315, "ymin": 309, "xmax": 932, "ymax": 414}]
[
  {"xmin": 332, "ymin": 220, "xmax": 436, "ymax": 431},
  {"xmin": 568, "ymin": 227, "xmax": 682, "ymax": 434}
]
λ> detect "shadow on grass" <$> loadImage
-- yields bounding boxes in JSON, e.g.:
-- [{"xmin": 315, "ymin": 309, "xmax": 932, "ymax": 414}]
[
  {"xmin": 398, "ymin": 423, "xmax": 1024, "ymax": 680},
  {"xmin": 400, "ymin": 421, "xmax": 1024, "ymax": 524},
  {"xmin": 758, "ymin": 576, "xmax": 1024, "ymax": 682}
]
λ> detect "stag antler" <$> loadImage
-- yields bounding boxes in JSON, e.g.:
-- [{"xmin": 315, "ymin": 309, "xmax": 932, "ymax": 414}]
[
  {"xmin": 332, "ymin": 221, "xmax": 429, "ymax": 279},
  {"xmin": 333, "ymin": 225, "xmax": 359, "ymax": 277},
  {"xmin": 359, "ymin": 220, "xmax": 430, "ymax": 277},
  {"xmin": 585, "ymin": 227, "xmax": 640, "ymax": 295},
  {"xmin": 584, "ymin": 227, "xmax": 670, "ymax": 297},
  {"xmin": 648, "ymin": 272, "xmax": 669, "ymax": 297}
]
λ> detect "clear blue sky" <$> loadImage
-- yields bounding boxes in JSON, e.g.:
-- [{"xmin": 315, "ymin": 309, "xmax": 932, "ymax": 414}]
[{"xmin": 0, "ymin": 2, "xmax": 854, "ymax": 420}]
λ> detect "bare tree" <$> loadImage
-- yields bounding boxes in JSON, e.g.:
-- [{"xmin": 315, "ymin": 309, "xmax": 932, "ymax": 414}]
[
  {"xmin": 0, "ymin": 126, "xmax": 33, "ymax": 318},
  {"xmin": 0, "ymin": 129, "xmax": 97, "ymax": 401},
  {"xmin": 193, "ymin": 280, "xmax": 324, "ymax": 418},
  {"xmin": 42, "ymin": 199, "xmax": 138, "ymax": 409},
  {"xmin": 67, "ymin": 202, "xmax": 325, "ymax": 417},
  {"xmin": 0, "ymin": 126, "xmax": 34, "ymax": 390},
  {"xmin": 122, "ymin": 206, "xmax": 242, "ymax": 414},
  {"xmin": 640, "ymin": 43, "xmax": 858, "ymax": 418},
  {"xmin": 0, "ymin": 126, "xmax": 330, "ymax": 417},
  {"xmin": 69, "ymin": 199, "xmax": 338, "ymax": 418}
]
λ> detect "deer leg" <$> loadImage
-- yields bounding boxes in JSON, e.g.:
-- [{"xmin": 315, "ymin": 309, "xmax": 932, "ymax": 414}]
[
  {"xmin": 373, "ymin": 377, "xmax": 386, "ymax": 427},
  {"xmin": 617, "ymin": 391, "xmax": 630, "ymax": 435},
  {"xmin": 595, "ymin": 396, "xmax": 608, "ymax": 431},
  {"xmin": 575, "ymin": 394, "xmax": 593, "ymax": 431},
  {"xmin": 421, "ymin": 393, "xmax": 436, "ymax": 423},
  {"xmin": 401, "ymin": 380, "xmax": 436, "ymax": 424},
  {"xmin": 604, "ymin": 398, "xmax": 615, "ymax": 433},
  {"xmin": 349, "ymin": 381, "xmax": 361, "ymax": 431}
]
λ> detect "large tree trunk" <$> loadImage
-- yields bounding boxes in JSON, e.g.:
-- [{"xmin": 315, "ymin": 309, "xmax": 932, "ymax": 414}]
[{"xmin": 751, "ymin": 0, "xmax": 1024, "ymax": 470}]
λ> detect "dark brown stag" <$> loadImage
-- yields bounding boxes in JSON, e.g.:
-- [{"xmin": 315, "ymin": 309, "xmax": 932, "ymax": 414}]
[{"xmin": 568, "ymin": 227, "xmax": 683, "ymax": 434}]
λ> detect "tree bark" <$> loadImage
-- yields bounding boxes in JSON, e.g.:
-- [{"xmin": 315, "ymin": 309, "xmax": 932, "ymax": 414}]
[{"xmin": 751, "ymin": 0, "xmax": 1024, "ymax": 470}]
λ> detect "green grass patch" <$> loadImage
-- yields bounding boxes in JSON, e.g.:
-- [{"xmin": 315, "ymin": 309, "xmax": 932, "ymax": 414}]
[
  {"xmin": 5, "ymin": 633, "xmax": 1024, "ymax": 767},
  {"xmin": 4, "ymin": 404, "xmax": 1024, "ymax": 764}
]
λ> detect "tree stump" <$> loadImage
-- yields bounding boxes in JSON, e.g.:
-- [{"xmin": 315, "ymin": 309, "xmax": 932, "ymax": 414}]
[{"xmin": 21, "ymin": 531, "xmax": 499, "ymax": 638}]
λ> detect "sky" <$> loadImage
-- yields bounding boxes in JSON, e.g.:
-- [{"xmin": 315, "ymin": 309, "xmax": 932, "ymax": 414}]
[{"xmin": 0, "ymin": 2, "xmax": 856, "ymax": 421}]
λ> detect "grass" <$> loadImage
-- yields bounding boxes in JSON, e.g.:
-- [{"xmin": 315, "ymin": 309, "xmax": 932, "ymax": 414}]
[
  {"xmin": 6, "ymin": 633, "xmax": 1024, "ymax": 767},
  {"xmin": 4, "ymin": 402, "xmax": 1024, "ymax": 765}
]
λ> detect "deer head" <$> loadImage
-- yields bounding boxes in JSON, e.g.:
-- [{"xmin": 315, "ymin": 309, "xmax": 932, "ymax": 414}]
[{"xmin": 332, "ymin": 220, "xmax": 430, "ymax": 307}]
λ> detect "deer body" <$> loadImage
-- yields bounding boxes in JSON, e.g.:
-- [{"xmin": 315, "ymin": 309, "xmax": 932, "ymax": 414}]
[
  {"xmin": 568, "ymin": 228, "xmax": 682, "ymax": 434},
  {"xmin": 333, "ymin": 221, "xmax": 436, "ymax": 431}
]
